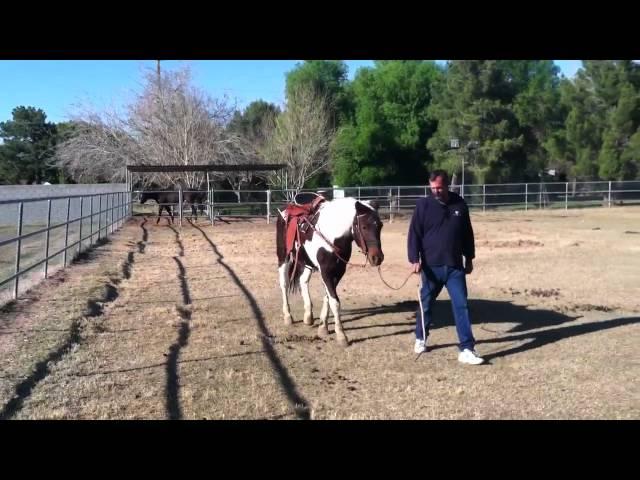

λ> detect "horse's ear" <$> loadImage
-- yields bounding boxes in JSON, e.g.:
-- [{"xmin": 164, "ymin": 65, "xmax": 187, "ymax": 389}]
[
  {"xmin": 355, "ymin": 200, "xmax": 375, "ymax": 215},
  {"xmin": 369, "ymin": 200, "xmax": 380, "ymax": 211}
]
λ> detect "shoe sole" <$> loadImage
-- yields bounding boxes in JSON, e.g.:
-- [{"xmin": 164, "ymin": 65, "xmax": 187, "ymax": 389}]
[{"xmin": 458, "ymin": 359, "xmax": 484, "ymax": 365}]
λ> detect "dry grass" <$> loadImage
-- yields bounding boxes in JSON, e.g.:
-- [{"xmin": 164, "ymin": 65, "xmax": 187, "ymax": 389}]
[{"xmin": 0, "ymin": 207, "xmax": 638, "ymax": 420}]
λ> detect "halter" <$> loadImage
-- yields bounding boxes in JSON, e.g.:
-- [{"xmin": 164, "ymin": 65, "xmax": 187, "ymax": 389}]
[
  {"xmin": 297, "ymin": 210, "xmax": 378, "ymax": 267},
  {"xmin": 352, "ymin": 212, "xmax": 380, "ymax": 257}
]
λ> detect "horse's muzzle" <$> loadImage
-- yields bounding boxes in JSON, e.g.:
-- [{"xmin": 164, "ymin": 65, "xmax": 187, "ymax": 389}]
[{"xmin": 367, "ymin": 248, "xmax": 384, "ymax": 266}]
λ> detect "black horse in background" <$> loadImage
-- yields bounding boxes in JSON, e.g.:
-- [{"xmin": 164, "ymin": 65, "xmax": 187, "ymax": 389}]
[
  {"xmin": 139, "ymin": 190, "xmax": 179, "ymax": 224},
  {"xmin": 183, "ymin": 191, "xmax": 207, "ymax": 220},
  {"xmin": 139, "ymin": 189, "xmax": 208, "ymax": 224}
]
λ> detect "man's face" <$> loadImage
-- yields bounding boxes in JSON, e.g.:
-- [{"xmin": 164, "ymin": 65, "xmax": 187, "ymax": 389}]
[{"xmin": 429, "ymin": 176, "xmax": 449, "ymax": 202}]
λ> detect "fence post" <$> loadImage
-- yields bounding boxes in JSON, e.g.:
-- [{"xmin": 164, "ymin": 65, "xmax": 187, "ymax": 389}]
[
  {"xmin": 539, "ymin": 181, "xmax": 542, "ymax": 209},
  {"xmin": 90, "ymin": 196, "xmax": 94, "ymax": 245},
  {"xmin": 178, "ymin": 187, "xmax": 183, "ymax": 228},
  {"xmin": 98, "ymin": 195, "xmax": 102, "ymax": 241},
  {"xmin": 13, "ymin": 202, "xmax": 24, "ymax": 299},
  {"xmin": 110, "ymin": 193, "xmax": 114, "ymax": 233},
  {"xmin": 44, "ymin": 199, "xmax": 52, "ymax": 279},
  {"xmin": 210, "ymin": 188, "xmax": 214, "ymax": 227},
  {"xmin": 106, "ymin": 194, "xmax": 110, "ymax": 234},
  {"xmin": 525, "ymin": 183, "xmax": 528, "ymax": 211},
  {"xmin": 78, "ymin": 196, "xmax": 84, "ymax": 256},
  {"xmin": 358, "ymin": 187, "xmax": 361, "ymax": 201},
  {"xmin": 115, "ymin": 192, "xmax": 119, "ymax": 228},
  {"xmin": 63, "ymin": 197, "xmax": 71, "ymax": 266},
  {"xmin": 397, "ymin": 186, "xmax": 401, "ymax": 213},
  {"xmin": 483, "ymin": 184, "xmax": 486, "ymax": 213},
  {"xmin": 565, "ymin": 182, "xmax": 569, "ymax": 211},
  {"xmin": 266, "ymin": 189, "xmax": 271, "ymax": 224},
  {"xmin": 608, "ymin": 181, "xmax": 612, "ymax": 208}
]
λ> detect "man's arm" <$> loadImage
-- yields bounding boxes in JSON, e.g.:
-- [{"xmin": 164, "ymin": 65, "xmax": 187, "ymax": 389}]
[
  {"xmin": 408, "ymin": 200, "xmax": 424, "ymax": 272},
  {"xmin": 462, "ymin": 205, "xmax": 475, "ymax": 274}
]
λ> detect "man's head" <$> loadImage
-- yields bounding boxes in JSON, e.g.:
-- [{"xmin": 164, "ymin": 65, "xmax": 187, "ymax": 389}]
[{"xmin": 429, "ymin": 169, "xmax": 449, "ymax": 203}]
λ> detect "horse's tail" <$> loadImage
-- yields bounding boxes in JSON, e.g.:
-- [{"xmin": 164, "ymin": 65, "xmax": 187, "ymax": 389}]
[
  {"xmin": 287, "ymin": 248, "xmax": 305, "ymax": 294},
  {"xmin": 277, "ymin": 214, "xmax": 305, "ymax": 294}
]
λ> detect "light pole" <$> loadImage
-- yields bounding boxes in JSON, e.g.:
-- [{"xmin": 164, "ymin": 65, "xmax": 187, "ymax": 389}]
[
  {"xmin": 450, "ymin": 139, "xmax": 478, "ymax": 199},
  {"xmin": 465, "ymin": 141, "xmax": 479, "ymax": 199},
  {"xmin": 450, "ymin": 138, "xmax": 461, "ymax": 196}
]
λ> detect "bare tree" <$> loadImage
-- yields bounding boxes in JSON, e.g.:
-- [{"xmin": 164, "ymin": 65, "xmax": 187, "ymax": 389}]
[
  {"xmin": 260, "ymin": 86, "xmax": 336, "ymax": 196},
  {"xmin": 54, "ymin": 108, "xmax": 143, "ymax": 184},
  {"xmin": 55, "ymin": 65, "xmax": 252, "ymax": 190}
]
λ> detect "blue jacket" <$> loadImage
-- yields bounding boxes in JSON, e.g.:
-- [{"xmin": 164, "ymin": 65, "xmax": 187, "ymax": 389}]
[{"xmin": 407, "ymin": 192, "xmax": 475, "ymax": 269}]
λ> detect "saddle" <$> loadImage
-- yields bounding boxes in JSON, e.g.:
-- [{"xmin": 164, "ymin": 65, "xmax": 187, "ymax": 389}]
[{"xmin": 282, "ymin": 194, "xmax": 326, "ymax": 257}]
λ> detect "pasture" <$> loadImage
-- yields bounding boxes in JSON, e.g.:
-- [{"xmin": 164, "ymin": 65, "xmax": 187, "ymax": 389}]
[{"xmin": 0, "ymin": 206, "xmax": 638, "ymax": 419}]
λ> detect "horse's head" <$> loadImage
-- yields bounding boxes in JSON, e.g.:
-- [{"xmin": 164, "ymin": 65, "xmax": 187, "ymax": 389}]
[{"xmin": 353, "ymin": 200, "xmax": 384, "ymax": 266}]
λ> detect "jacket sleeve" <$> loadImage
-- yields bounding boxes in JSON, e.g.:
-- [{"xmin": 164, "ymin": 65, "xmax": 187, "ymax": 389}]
[
  {"xmin": 461, "ymin": 204, "xmax": 475, "ymax": 260},
  {"xmin": 407, "ymin": 200, "xmax": 424, "ymax": 263}
]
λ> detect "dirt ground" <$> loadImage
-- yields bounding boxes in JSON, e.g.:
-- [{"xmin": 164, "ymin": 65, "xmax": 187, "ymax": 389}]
[{"xmin": 0, "ymin": 206, "xmax": 638, "ymax": 419}]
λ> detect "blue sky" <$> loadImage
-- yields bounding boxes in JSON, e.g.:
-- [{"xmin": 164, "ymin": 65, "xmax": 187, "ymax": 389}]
[{"xmin": 0, "ymin": 60, "xmax": 584, "ymax": 125}]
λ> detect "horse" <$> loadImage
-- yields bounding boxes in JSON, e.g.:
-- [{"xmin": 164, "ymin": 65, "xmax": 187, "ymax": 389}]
[
  {"xmin": 139, "ymin": 190, "xmax": 179, "ymax": 224},
  {"xmin": 182, "ymin": 191, "xmax": 207, "ymax": 220},
  {"xmin": 276, "ymin": 197, "xmax": 384, "ymax": 347}
]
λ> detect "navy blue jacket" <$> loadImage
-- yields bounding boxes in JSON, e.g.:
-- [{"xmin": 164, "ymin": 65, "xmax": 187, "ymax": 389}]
[{"xmin": 407, "ymin": 192, "xmax": 475, "ymax": 269}]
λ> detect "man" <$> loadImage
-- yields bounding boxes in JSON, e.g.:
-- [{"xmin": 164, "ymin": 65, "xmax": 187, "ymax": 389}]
[{"xmin": 407, "ymin": 170, "xmax": 484, "ymax": 365}]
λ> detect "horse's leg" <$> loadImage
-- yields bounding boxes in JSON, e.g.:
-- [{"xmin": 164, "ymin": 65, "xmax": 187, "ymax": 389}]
[
  {"xmin": 156, "ymin": 205, "xmax": 162, "ymax": 224},
  {"xmin": 319, "ymin": 271, "xmax": 348, "ymax": 347},
  {"xmin": 299, "ymin": 266, "xmax": 314, "ymax": 326},
  {"xmin": 278, "ymin": 261, "xmax": 293, "ymax": 325},
  {"xmin": 318, "ymin": 294, "xmax": 330, "ymax": 337},
  {"xmin": 317, "ymin": 249, "xmax": 349, "ymax": 346}
]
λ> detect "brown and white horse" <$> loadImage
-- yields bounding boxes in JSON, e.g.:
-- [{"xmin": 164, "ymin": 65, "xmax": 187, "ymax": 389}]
[{"xmin": 276, "ymin": 197, "xmax": 384, "ymax": 347}]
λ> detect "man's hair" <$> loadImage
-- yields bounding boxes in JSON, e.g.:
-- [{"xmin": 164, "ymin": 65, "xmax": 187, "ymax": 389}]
[{"xmin": 429, "ymin": 169, "xmax": 449, "ymax": 184}]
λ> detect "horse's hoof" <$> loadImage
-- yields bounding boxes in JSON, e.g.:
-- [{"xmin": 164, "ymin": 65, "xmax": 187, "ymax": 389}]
[
  {"xmin": 284, "ymin": 314, "xmax": 293, "ymax": 326},
  {"xmin": 317, "ymin": 325, "xmax": 329, "ymax": 337},
  {"xmin": 303, "ymin": 314, "xmax": 314, "ymax": 326},
  {"xmin": 337, "ymin": 335, "xmax": 350, "ymax": 348}
]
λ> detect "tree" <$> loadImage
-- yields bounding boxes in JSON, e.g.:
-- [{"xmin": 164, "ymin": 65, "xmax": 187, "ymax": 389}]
[
  {"xmin": 225, "ymin": 100, "xmax": 281, "ymax": 195},
  {"xmin": 228, "ymin": 100, "xmax": 280, "ymax": 144},
  {"xmin": 332, "ymin": 61, "xmax": 442, "ymax": 186},
  {"xmin": 427, "ymin": 61, "xmax": 531, "ymax": 184},
  {"xmin": 260, "ymin": 86, "xmax": 335, "ymax": 195},
  {"xmin": 0, "ymin": 106, "xmax": 59, "ymax": 184},
  {"xmin": 557, "ymin": 61, "xmax": 640, "ymax": 181},
  {"xmin": 285, "ymin": 60, "xmax": 351, "ymax": 126},
  {"xmin": 511, "ymin": 61, "xmax": 565, "ymax": 179},
  {"xmin": 55, "ymin": 65, "xmax": 253, "ymax": 188},
  {"xmin": 598, "ymin": 82, "xmax": 640, "ymax": 179}
]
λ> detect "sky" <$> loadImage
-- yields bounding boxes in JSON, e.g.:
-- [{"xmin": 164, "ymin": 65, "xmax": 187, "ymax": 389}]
[{"xmin": 0, "ymin": 60, "xmax": 584, "ymax": 125}]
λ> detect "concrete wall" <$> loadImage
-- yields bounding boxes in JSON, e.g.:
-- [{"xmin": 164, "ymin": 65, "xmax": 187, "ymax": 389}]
[{"xmin": 0, "ymin": 184, "xmax": 129, "ymax": 226}]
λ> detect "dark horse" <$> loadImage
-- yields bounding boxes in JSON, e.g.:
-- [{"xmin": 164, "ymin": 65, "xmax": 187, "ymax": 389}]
[
  {"xmin": 140, "ymin": 190, "xmax": 179, "ymax": 224},
  {"xmin": 183, "ymin": 191, "xmax": 207, "ymax": 220},
  {"xmin": 139, "ymin": 190, "xmax": 208, "ymax": 223},
  {"xmin": 276, "ymin": 197, "xmax": 384, "ymax": 347}
]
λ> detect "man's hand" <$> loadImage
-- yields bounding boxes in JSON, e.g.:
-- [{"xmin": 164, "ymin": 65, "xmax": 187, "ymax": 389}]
[
  {"xmin": 464, "ymin": 258, "xmax": 474, "ymax": 275},
  {"xmin": 410, "ymin": 262, "xmax": 421, "ymax": 274}
]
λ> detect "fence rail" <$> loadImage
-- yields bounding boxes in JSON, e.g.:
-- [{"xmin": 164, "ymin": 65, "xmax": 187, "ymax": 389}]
[
  {"xmin": 132, "ymin": 181, "xmax": 640, "ymax": 224},
  {"xmin": 0, "ymin": 191, "xmax": 132, "ymax": 302},
  {"xmin": 4, "ymin": 180, "xmax": 637, "ymax": 302}
]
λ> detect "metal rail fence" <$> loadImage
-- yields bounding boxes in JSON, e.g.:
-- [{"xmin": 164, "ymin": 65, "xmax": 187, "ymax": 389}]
[{"xmin": 0, "ymin": 191, "xmax": 132, "ymax": 301}]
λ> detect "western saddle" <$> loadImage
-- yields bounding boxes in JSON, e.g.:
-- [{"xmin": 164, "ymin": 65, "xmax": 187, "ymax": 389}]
[{"xmin": 280, "ymin": 193, "xmax": 326, "ymax": 260}]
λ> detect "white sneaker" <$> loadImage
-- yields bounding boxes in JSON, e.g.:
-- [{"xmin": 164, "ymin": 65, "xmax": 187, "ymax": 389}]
[
  {"xmin": 414, "ymin": 339, "xmax": 427, "ymax": 354},
  {"xmin": 458, "ymin": 348, "xmax": 484, "ymax": 365}
]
